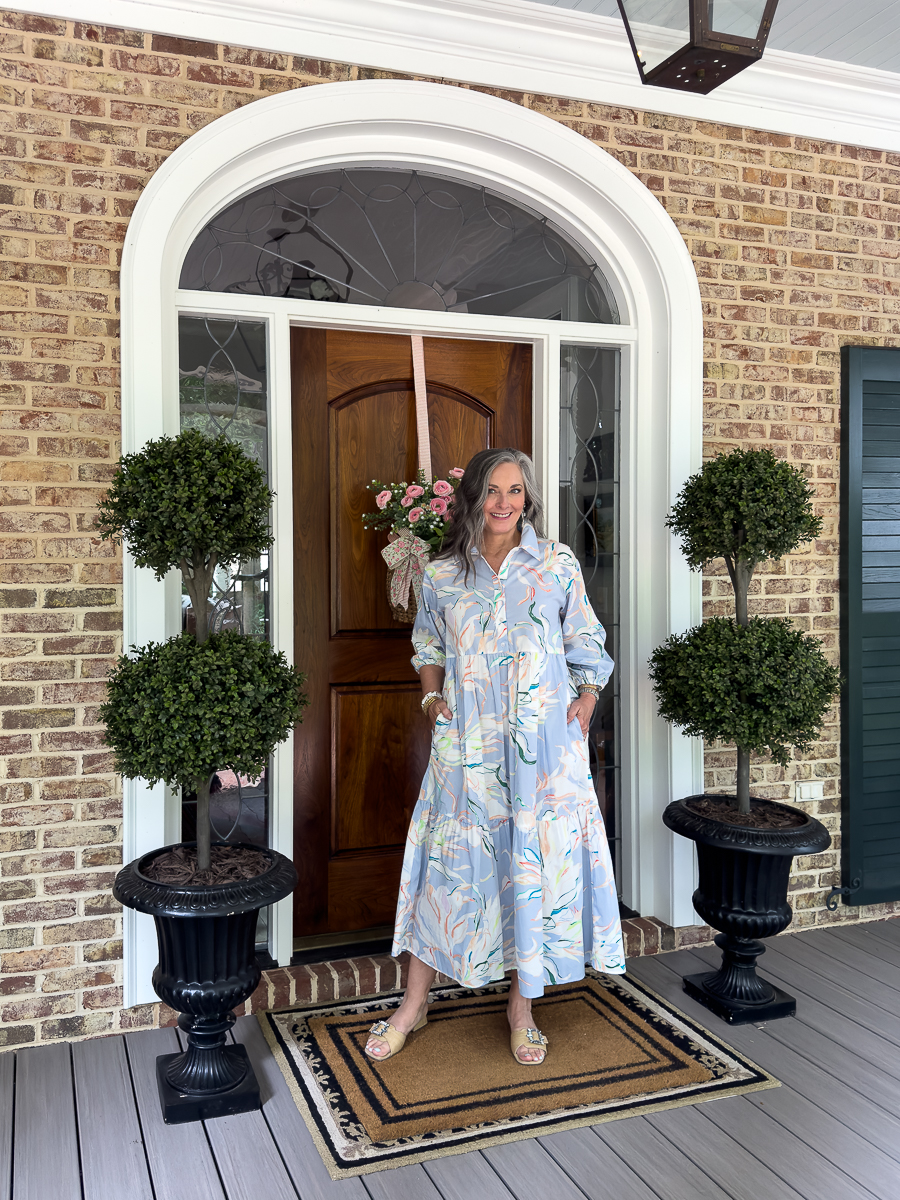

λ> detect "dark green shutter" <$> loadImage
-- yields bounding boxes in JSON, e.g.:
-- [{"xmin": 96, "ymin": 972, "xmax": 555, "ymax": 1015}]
[{"xmin": 841, "ymin": 346, "xmax": 900, "ymax": 905}]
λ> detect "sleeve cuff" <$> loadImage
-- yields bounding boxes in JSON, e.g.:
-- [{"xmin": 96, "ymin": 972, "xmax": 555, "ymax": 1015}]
[{"xmin": 412, "ymin": 650, "xmax": 447, "ymax": 671}]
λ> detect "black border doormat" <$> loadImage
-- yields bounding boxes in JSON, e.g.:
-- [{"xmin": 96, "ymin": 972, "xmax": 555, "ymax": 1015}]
[{"xmin": 259, "ymin": 970, "xmax": 778, "ymax": 1178}]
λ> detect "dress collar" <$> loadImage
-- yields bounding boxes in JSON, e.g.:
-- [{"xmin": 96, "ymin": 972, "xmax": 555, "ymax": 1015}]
[{"xmin": 470, "ymin": 522, "xmax": 541, "ymax": 560}]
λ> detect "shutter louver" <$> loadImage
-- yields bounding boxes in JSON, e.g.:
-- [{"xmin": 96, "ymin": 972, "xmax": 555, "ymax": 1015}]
[{"xmin": 841, "ymin": 346, "xmax": 900, "ymax": 905}]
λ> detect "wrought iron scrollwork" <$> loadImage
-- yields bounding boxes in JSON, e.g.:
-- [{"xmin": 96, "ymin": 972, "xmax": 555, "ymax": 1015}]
[{"xmin": 180, "ymin": 168, "xmax": 619, "ymax": 325}]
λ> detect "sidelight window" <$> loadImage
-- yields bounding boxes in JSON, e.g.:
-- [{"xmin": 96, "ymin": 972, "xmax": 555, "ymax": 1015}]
[
  {"xmin": 559, "ymin": 345, "xmax": 622, "ymax": 888},
  {"xmin": 177, "ymin": 315, "xmax": 271, "ymax": 853}
]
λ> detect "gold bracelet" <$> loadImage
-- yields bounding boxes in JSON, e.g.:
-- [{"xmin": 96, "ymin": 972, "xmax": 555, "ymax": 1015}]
[
  {"xmin": 422, "ymin": 693, "xmax": 441, "ymax": 714},
  {"xmin": 578, "ymin": 684, "xmax": 600, "ymax": 699}
]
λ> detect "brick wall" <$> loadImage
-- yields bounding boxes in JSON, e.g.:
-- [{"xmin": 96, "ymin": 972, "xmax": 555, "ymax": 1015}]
[{"xmin": 0, "ymin": 8, "xmax": 897, "ymax": 1046}]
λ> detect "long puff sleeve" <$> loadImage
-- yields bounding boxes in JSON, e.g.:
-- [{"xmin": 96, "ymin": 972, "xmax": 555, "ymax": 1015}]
[
  {"xmin": 560, "ymin": 552, "xmax": 614, "ymax": 694},
  {"xmin": 411, "ymin": 565, "xmax": 447, "ymax": 671}
]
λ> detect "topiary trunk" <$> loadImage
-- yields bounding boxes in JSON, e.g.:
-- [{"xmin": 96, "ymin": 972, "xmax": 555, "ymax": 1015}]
[
  {"xmin": 736, "ymin": 746, "xmax": 751, "ymax": 815},
  {"xmin": 195, "ymin": 776, "xmax": 212, "ymax": 873},
  {"xmin": 726, "ymin": 552, "xmax": 753, "ymax": 814}
]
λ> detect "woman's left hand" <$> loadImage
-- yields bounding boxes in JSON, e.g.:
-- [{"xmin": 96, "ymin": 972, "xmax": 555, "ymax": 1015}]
[{"xmin": 567, "ymin": 692, "xmax": 597, "ymax": 739}]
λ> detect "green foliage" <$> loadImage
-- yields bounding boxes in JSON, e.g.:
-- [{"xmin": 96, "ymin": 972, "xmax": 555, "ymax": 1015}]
[
  {"xmin": 649, "ymin": 617, "xmax": 840, "ymax": 768},
  {"xmin": 97, "ymin": 429, "xmax": 274, "ymax": 579},
  {"xmin": 666, "ymin": 448, "xmax": 821, "ymax": 572},
  {"xmin": 101, "ymin": 632, "xmax": 308, "ymax": 790}
]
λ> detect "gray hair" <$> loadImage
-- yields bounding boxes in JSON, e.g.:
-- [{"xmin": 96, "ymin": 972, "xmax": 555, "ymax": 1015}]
[{"xmin": 436, "ymin": 448, "xmax": 544, "ymax": 577}]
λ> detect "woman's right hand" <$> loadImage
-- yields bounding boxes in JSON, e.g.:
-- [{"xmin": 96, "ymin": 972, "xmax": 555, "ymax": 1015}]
[{"xmin": 428, "ymin": 699, "xmax": 452, "ymax": 729}]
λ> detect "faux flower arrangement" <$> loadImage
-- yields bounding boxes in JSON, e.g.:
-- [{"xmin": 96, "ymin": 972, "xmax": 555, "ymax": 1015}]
[{"xmin": 363, "ymin": 467, "xmax": 464, "ymax": 552}]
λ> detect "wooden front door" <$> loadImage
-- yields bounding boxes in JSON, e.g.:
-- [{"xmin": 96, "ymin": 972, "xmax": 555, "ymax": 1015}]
[{"xmin": 291, "ymin": 328, "xmax": 532, "ymax": 937}]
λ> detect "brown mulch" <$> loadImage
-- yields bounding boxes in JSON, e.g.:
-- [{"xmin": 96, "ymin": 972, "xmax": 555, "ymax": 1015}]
[
  {"xmin": 685, "ymin": 796, "xmax": 808, "ymax": 830},
  {"xmin": 142, "ymin": 843, "xmax": 271, "ymax": 887}
]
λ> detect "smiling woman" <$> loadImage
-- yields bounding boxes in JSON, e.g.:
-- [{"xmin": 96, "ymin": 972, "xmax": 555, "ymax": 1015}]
[{"xmin": 366, "ymin": 447, "xmax": 625, "ymax": 1067}]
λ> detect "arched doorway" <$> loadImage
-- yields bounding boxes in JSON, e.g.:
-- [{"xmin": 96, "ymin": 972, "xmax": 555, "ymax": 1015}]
[{"xmin": 120, "ymin": 79, "xmax": 703, "ymax": 1003}]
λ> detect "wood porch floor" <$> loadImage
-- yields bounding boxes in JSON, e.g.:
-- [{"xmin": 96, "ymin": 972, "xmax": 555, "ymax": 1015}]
[{"xmin": 5, "ymin": 919, "xmax": 900, "ymax": 1200}]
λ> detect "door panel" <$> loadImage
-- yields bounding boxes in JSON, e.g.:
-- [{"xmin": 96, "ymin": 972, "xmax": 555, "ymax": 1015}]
[
  {"xmin": 292, "ymin": 327, "xmax": 532, "ymax": 937},
  {"xmin": 331, "ymin": 685, "xmax": 426, "ymax": 852}
]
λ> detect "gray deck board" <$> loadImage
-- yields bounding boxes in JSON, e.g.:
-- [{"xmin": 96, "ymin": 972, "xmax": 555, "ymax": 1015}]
[
  {"xmin": 13, "ymin": 1043, "xmax": 81, "ymax": 1200},
  {"xmin": 625, "ymin": 949, "xmax": 900, "ymax": 1166},
  {"xmin": 858, "ymin": 917, "xmax": 900, "ymax": 946},
  {"xmin": 763, "ymin": 935, "xmax": 900, "ymax": 1026},
  {"xmin": 231, "ymin": 1016, "xmax": 368, "ymax": 1200},
  {"xmin": 5, "ymin": 923, "xmax": 900, "ymax": 1200},
  {"xmin": 0, "ymin": 1050, "xmax": 14, "ymax": 1200},
  {"xmin": 204, "ymin": 1111, "xmax": 299, "ymax": 1200},
  {"xmin": 593, "ymin": 1115, "xmax": 733, "ymax": 1200},
  {"xmin": 645, "ymin": 1100, "xmax": 809, "ymax": 1200},
  {"xmin": 169, "ymin": 1022, "xmax": 299, "ymax": 1200},
  {"xmin": 805, "ymin": 927, "xmax": 900, "ymax": 987},
  {"xmin": 690, "ymin": 940, "xmax": 900, "ymax": 1065},
  {"xmin": 360, "ymin": 1163, "xmax": 444, "ymax": 1199},
  {"xmin": 482, "ymin": 1140, "xmax": 590, "ymax": 1199},
  {"xmin": 125, "ymin": 1027, "xmax": 225, "ymax": 1200},
  {"xmin": 73, "ymin": 1035, "xmax": 154, "ymax": 1200},
  {"xmin": 828, "ymin": 923, "xmax": 900, "ymax": 969},
  {"xmin": 701, "ymin": 1093, "xmax": 884, "ymax": 1200},
  {"xmin": 423, "ymin": 1150, "xmax": 517, "ymax": 1199},
  {"xmin": 538, "ymin": 1126, "xmax": 669, "ymax": 1200}
]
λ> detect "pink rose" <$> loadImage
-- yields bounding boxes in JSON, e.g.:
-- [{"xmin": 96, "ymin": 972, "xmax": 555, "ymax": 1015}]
[
  {"xmin": 433, "ymin": 479, "xmax": 452, "ymax": 496},
  {"xmin": 408, "ymin": 506, "xmax": 424, "ymax": 523},
  {"xmin": 375, "ymin": 490, "xmax": 392, "ymax": 509},
  {"xmin": 400, "ymin": 496, "xmax": 413, "ymax": 507},
  {"xmin": 430, "ymin": 497, "xmax": 448, "ymax": 516},
  {"xmin": 449, "ymin": 468, "xmax": 465, "ymax": 478},
  {"xmin": 406, "ymin": 484, "xmax": 425, "ymax": 498}
]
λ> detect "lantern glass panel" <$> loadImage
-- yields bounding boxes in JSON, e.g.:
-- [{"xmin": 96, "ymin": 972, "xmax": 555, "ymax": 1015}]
[
  {"xmin": 708, "ymin": 0, "xmax": 768, "ymax": 39},
  {"xmin": 619, "ymin": 0, "xmax": 690, "ymax": 73}
]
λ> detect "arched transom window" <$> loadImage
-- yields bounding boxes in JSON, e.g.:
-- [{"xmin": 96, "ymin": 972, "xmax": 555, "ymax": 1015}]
[{"xmin": 180, "ymin": 168, "xmax": 620, "ymax": 324}]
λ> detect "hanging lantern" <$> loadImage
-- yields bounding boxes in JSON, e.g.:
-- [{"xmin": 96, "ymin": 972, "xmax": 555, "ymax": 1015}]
[{"xmin": 616, "ymin": 1, "xmax": 780, "ymax": 95}]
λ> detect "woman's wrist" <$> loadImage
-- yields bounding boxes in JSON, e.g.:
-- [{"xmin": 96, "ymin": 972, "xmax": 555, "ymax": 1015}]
[
  {"xmin": 421, "ymin": 691, "xmax": 442, "ymax": 714},
  {"xmin": 577, "ymin": 684, "xmax": 600, "ymax": 701}
]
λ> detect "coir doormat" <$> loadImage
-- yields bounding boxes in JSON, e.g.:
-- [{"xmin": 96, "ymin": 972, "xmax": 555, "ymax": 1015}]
[{"xmin": 259, "ymin": 970, "xmax": 778, "ymax": 1178}]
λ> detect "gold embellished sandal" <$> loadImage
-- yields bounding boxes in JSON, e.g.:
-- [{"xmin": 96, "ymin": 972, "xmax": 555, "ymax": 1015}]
[
  {"xmin": 364, "ymin": 1009, "xmax": 428, "ymax": 1062},
  {"xmin": 510, "ymin": 1027, "xmax": 549, "ymax": 1065}
]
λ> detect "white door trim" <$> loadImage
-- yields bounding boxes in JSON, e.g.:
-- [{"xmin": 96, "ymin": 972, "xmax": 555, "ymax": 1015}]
[{"xmin": 120, "ymin": 78, "xmax": 703, "ymax": 1006}]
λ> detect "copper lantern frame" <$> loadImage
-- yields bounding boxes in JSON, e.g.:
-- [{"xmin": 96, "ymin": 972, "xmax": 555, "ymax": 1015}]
[{"xmin": 616, "ymin": 0, "xmax": 780, "ymax": 95}]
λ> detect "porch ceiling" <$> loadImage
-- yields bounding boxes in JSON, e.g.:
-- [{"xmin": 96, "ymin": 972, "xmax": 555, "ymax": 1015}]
[{"xmin": 520, "ymin": 0, "xmax": 900, "ymax": 75}]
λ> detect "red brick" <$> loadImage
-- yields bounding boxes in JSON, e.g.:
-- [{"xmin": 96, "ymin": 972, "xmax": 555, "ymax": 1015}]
[
  {"xmin": 1, "ymin": 945, "xmax": 73, "ymax": 972},
  {"xmin": 45, "ymin": 871, "xmax": 116, "ymax": 897},
  {"xmin": 41, "ymin": 1013, "xmax": 112, "ymax": 1039},
  {"xmin": 0, "ymin": 975, "xmax": 34, "ymax": 995}
]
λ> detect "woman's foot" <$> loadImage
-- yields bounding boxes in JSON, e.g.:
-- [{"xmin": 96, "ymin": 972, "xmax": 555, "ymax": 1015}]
[
  {"xmin": 507, "ymin": 991, "xmax": 546, "ymax": 1064},
  {"xmin": 365, "ymin": 998, "xmax": 428, "ymax": 1060}
]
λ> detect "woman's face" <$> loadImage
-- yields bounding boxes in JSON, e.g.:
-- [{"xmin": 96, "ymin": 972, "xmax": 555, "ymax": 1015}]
[{"xmin": 483, "ymin": 461, "xmax": 526, "ymax": 535}]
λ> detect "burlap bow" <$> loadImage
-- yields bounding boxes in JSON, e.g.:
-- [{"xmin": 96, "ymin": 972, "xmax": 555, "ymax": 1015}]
[{"xmin": 382, "ymin": 529, "xmax": 431, "ymax": 612}]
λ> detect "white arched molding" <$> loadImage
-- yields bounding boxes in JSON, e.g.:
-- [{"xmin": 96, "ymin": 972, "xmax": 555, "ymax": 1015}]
[{"xmin": 120, "ymin": 79, "xmax": 703, "ymax": 1005}]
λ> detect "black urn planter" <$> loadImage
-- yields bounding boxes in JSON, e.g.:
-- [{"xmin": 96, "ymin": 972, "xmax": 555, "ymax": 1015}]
[
  {"xmin": 663, "ymin": 796, "xmax": 831, "ymax": 1024},
  {"xmin": 114, "ymin": 841, "xmax": 297, "ymax": 1124}
]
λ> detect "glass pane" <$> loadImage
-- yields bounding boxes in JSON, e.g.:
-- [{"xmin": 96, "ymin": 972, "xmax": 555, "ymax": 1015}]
[
  {"xmin": 180, "ymin": 169, "xmax": 619, "ymax": 325},
  {"xmin": 620, "ymin": 0, "xmax": 690, "ymax": 73},
  {"xmin": 558, "ymin": 346, "xmax": 621, "ymax": 890},
  {"xmin": 709, "ymin": 0, "xmax": 767, "ymax": 38},
  {"xmin": 178, "ymin": 315, "xmax": 271, "ymax": 852}
]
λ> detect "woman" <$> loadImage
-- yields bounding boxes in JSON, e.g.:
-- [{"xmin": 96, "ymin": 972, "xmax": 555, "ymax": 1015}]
[{"xmin": 366, "ymin": 448, "xmax": 625, "ymax": 1066}]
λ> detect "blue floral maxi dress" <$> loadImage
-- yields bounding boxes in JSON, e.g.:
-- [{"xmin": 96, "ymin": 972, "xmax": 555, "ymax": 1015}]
[{"xmin": 392, "ymin": 524, "xmax": 626, "ymax": 998}]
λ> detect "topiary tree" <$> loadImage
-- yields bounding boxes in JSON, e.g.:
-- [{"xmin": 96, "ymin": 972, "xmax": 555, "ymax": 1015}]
[
  {"xmin": 649, "ymin": 449, "xmax": 840, "ymax": 815},
  {"xmin": 98, "ymin": 429, "xmax": 274, "ymax": 644},
  {"xmin": 99, "ymin": 430, "xmax": 306, "ymax": 872},
  {"xmin": 101, "ymin": 632, "xmax": 307, "ymax": 871}
]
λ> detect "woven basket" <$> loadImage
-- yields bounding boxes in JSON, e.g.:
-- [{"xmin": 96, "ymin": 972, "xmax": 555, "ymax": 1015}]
[{"xmin": 387, "ymin": 569, "xmax": 419, "ymax": 624}]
